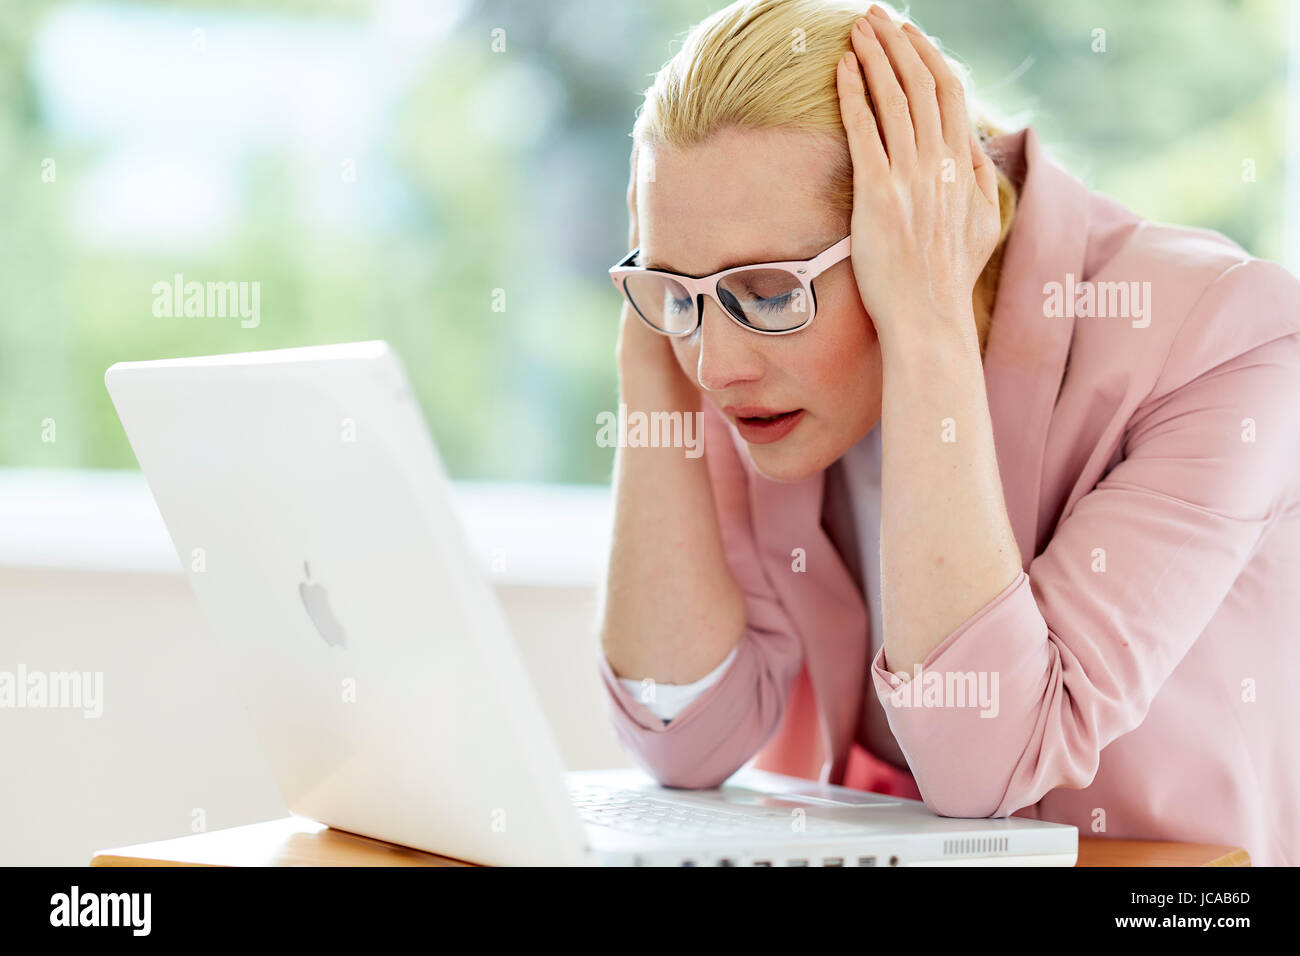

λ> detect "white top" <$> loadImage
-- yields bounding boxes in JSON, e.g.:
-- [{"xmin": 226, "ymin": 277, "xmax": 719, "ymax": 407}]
[{"xmin": 618, "ymin": 421, "xmax": 884, "ymax": 722}]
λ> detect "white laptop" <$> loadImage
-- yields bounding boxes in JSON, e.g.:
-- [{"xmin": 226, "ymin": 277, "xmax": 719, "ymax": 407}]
[{"xmin": 105, "ymin": 341, "xmax": 1078, "ymax": 867}]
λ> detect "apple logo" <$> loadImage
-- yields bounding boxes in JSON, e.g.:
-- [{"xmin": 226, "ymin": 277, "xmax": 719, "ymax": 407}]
[{"xmin": 299, "ymin": 561, "xmax": 346, "ymax": 649}]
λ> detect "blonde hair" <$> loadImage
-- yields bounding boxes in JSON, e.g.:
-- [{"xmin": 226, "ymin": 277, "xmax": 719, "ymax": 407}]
[{"xmin": 633, "ymin": 0, "xmax": 1021, "ymax": 356}]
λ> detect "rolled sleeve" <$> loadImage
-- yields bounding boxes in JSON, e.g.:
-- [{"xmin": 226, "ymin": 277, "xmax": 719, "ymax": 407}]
[
  {"xmin": 599, "ymin": 623, "xmax": 799, "ymax": 789},
  {"xmin": 613, "ymin": 646, "xmax": 738, "ymax": 723},
  {"xmin": 870, "ymin": 569, "xmax": 1051, "ymax": 816}
]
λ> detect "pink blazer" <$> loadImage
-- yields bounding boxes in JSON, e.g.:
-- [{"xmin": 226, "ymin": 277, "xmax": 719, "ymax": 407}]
[{"xmin": 600, "ymin": 126, "xmax": 1300, "ymax": 866}]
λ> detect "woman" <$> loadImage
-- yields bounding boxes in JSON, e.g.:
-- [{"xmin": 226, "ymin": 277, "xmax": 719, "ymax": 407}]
[{"xmin": 599, "ymin": 0, "xmax": 1300, "ymax": 866}]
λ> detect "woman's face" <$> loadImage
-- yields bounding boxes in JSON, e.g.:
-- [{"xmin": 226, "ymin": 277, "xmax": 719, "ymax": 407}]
[{"xmin": 637, "ymin": 127, "xmax": 882, "ymax": 483}]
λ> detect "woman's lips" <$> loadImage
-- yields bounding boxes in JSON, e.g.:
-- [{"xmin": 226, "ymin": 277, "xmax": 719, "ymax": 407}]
[{"xmin": 725, "ymin": 407, "xmax": 806, "ymax": 445}]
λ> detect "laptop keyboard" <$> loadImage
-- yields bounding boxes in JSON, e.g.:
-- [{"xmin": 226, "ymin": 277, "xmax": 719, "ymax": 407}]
[{"xmin": 568, "ymin": 782, "xmax": 863, "ymax": 837}]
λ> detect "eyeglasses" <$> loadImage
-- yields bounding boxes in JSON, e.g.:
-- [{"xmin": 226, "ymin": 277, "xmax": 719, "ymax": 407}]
[{"xmin": 608, "ymin": 236, "xmax": 852, "ymax": 336}]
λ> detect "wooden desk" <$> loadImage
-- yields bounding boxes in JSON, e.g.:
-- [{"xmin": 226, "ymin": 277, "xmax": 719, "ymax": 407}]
[{"xmin": 91, "ymin": 817, "xmax": 1249, "ymax": 867}]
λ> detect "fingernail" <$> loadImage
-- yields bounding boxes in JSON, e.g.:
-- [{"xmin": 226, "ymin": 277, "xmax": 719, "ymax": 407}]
[
  {"xmin": 868, "ymin": 4, "xmax": 887, "ymax": 18},
  {"xmin": 854, "ymin": 16, "xmax": 869, "ymax": 32}
]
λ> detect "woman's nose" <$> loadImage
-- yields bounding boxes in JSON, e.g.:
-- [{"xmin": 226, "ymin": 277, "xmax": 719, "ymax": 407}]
[{"xmin": 694, "ymin": 295, "xmax": 764, "ymax": 392}]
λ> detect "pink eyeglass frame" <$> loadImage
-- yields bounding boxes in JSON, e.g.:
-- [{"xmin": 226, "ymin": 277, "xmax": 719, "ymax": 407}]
[{"xmin": 608, "ymin": 235, "xmax": 853, "ymax": 337}]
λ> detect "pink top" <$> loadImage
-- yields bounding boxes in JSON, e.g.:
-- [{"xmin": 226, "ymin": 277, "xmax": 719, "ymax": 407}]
[{"xmin": 600, "ymin": 126, "xmax": 1300, "ymax": 866}]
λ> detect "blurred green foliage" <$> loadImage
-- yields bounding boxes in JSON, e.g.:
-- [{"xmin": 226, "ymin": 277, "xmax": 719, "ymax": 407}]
[{"xmin": 0, "ymin": 0, "xmax": 1289, "ymax": 481}]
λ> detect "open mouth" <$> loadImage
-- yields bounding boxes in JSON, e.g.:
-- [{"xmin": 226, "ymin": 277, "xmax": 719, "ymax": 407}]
[
  {"xmin": 729, "ymin": 408, "xmax": 806, "ymax": 444},
  {"xmin": 739, "ymin": 410, "xmax": 799, "ymax": 425}
]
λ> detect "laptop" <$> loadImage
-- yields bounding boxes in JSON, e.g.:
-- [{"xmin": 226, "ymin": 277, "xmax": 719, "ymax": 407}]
[{"xmin": 105, "ymin": 341, "xmax": 1078, "ymax": 867}]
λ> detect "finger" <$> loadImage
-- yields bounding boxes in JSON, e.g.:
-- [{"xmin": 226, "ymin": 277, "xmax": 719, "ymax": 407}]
[
  {"xmin": 970, "ymin": 132, "xmax": 998, "ymax": 207},
  {"xmin": 849, "ymin": 17, "xmax": 915, "ymax": 169},
  {"xmin": 836, "ymin": 51, "xmax": 889, "ymax": 182},
  {"xmin": 900, "ymin": 22, "xmax": 972, "ymax": 168},
  {"xmin": 866, "ymin": 9, "xmax": 942, "ymax": 158}
]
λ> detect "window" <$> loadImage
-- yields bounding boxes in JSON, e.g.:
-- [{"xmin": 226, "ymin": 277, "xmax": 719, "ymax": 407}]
[{"xmin": 1, "ymin": 0, "xmax": 1292, "ymax": 482}]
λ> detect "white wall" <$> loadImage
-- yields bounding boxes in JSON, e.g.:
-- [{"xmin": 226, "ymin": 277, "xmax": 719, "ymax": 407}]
[{"xmin": 0, "ymin": 474, "xmax": 630, "ymax": 866}]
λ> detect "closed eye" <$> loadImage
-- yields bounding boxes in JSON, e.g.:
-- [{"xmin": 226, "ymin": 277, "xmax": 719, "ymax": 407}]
[{"xmin": 751, "ymin": 291, "xmax": 794, "ymax": 313}]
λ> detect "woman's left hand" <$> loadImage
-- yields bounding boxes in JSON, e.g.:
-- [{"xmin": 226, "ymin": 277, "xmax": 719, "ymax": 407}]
[{"xmin": 836, "ymin": 7, "xmax": 1001, "ymax": 349}]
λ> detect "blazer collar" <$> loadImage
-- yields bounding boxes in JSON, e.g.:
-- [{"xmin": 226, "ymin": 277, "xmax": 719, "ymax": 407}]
[{"xmin": 744, "ymin": 125, "xmax": 1091, "ymax": 778}]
